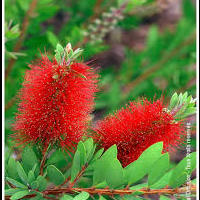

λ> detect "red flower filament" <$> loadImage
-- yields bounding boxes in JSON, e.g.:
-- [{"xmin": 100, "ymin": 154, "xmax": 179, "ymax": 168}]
[
  {"xmin": 12, "ymin": 55, "xmax": 98, "ymax": 150},
  {"xmin": 93, "ymin": 99, "xmax": 185, "ymax": 166}
]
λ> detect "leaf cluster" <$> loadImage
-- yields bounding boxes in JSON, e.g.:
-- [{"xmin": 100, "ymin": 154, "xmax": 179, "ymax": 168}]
[{"xmin": 5, "ymin": 139, "xmax": 196, "ymax": 200}]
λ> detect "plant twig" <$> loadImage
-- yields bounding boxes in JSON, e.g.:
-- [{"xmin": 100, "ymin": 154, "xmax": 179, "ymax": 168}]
[
  {"xmin": 5, "ymin": 0, "xmax": 38, "ymax": 80},
  {"xmin": 5, "ymin": 95, "xmax": 18, "ymax": 110},
  {"xmin": 68, "ymin": 164, "xmax": 88, "ymax": 188},
  {"xmin": 59, "ymin": 176, "xmax": 71, "ymax": 187},
  {"xmin": 5, "ymin": 185, "xmax": 196, "ymax": 199},
  {"xmin": 44, "ymin": 185, "xmax": 197, "ymax": 196},
  {"xmin": 123, "ymin": 32, "xmax": 196, "ymax": 96},
  {"xmin": 90, "ymin": 0, "xmax": 104, "ymax": 21},
  {"xmin": 40, "ymin": 144, "xmax": 50, "ymax": 176}
]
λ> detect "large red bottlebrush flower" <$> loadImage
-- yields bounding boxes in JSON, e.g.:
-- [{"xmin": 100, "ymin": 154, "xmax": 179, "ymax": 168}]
[
  {"xmin": 93, "ymin": 99, "xmax": 185, "ymax": 167},
  {"xmin": 12, "ymin": 55, "xmax": 98, "ymax": 150}
]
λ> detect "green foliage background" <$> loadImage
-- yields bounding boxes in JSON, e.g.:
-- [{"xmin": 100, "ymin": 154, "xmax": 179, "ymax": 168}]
[{"xmin": 5, "ymin": 0, "xmax": 196, "ymax": 145}]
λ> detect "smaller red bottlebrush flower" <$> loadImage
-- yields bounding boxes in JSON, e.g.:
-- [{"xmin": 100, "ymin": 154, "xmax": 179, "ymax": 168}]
[
  {"xmin": 93, "ymin": 99, "xmax": 185, "ymax": 167},
  {"xmin": 12, "ymin": 50, "xmax": 98, "ymax": 151}
]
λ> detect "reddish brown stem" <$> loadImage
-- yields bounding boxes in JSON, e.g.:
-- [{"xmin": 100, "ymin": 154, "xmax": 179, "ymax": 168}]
[
  {"xmin": 59, "ymin": 176, "xmax": 71, "ymax": 187},
  {"xmin": 5, "ymin": 95, "xmax": 18, "ymax": 110},
  {"xmin": 5, "ymin": 0, "xmax": 38, "ymax": 80},
  {"xmin": 45, "ymin": 185, "xmax": 197, "ymax": 196},
  {"xmin": 5, "ymin": 185, "xmax": 196, "ymax": 199},
  {"xmin": 91, "ymin": 0, "xmax": 104, "ymax": 20},
  {"xmin": 68, "ymin": 164, "xmax": 88, "ymax": 188},
  {"xmin": 40, "ymin": 144, "xmax": 50, "ymax": 176}
]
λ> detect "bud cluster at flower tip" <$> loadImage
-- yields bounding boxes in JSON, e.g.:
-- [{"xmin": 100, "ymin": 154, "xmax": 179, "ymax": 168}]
[
  {"xmin": 84, "ymin": 6, "xmax": 124, "ymax": 44},
  {"xmin": 53, "ymin": 43, "xmax": 85, "ymax": 80}
]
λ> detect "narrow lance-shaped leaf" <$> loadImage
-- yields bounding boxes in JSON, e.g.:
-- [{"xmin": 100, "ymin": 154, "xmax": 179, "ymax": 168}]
[
  {"xmin": 6, "ymin": 177, "xmax": 27, "ymax": 188},
  {"xmin": 16, "ymin": 162, "xmax": 28, "ymax": 185},
  {"xmin": 10, "ymin": 190, "xmax": 29, "ymax": 200}
]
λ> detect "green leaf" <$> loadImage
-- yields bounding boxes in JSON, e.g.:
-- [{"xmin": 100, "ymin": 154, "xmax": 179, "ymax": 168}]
[
  {"xmin": 95, "ymin": 181, "xmax": 108, "ymax": 189},
  {"xmin": 169, "ymin": 92, "xmax": 178, "ymax": 110},
  {"xmin": 30, "ymin": 192, "xmax": 44, "ymax": 200},
  {"xmin": 125, "ymin": 142, "xmax": 163, "ymax": 185},
  {"xmin": 105, "ymin": 159, "xmax": 124, "ymax": 188},
  {"xmin": 16, "ymin": 162, "xmax": 28, "ymax": 185},
  {"xmin": 70, "ymin": 150, "xmax": 81, "ymax": 182},
  {"xmin": 169, "ymin": 92, "xmax": 196, "ymax": 120},
  {"xmin": 99, "ymin": 196, "xmax": 107, "ymax": 200},
  {"xmin": 6, "ymin": 157, "xmax": 19, "ymax": 180},
  {"xmin": 100, "ymin": 145, "xmax": 117, "ymax": 160},
  {"xmin": 182, "ymin": 107, "xmax": 196, "ymax": 118},
  {"xmin": 83, "ymin": 138, "xmax": 95, "ymax": 162},
  {"xmin": 77, "ymin": 141, "xmax": 87, "ymax": 166},
  {"xmin": 47, "ymin": 165, "xmax": 65, "ymax": 186},
  {"xmin": 71, "ymin": 48, "xmax": 83, "ymax": 60},
  {"xmin": 46, "ymin": 150, "xmax": 68, "ymax": 168},
  {"xmin": 93, "ymin": 145, "xmax": 118, "ymax": 186},
  {"xmin": 5, "ymin": 188, "xmax": 23, "ymax": 195},
  {"xmin": 148, "ymin": 153, "xmax": 169, "ymax": 186},
  {"xmin": 73, "ymin": 191, "xmax": 90, "ymax": 200},
  {"xmin": 169, "ymin": 152, "xmax": 196, "ymax": 188},
  {"xmin": 32, "ymin": 164, "xmax": 40, "ymax": 177},
  {"xmin": 64, "ymin": 168, "xmax": 71, "ymax": 179},
  {"xmin": 56, "ymin": 43, "xmax": 64, "ymax": 53},
  {"xmin": 10, "ymin": 190, "xmax": 29, "ymax": 200},
  {"xmin": 150, "ymin": 170, "xmax": 173, "ymax": 189},
  {"xmin": 160, "ymin": 195, "xmax": 171, "ymax": 200},
  {"xmin": 93, "ymin": 145, "xmax": 124, "ymax": 188},
  {"xmin": 22, "ymin": 146, "xmax": 39, "ymax": 173},
  {"xmin": 91, "ymin": 148, "xmax": 104, "ymax": 162},
  {"xmin": 28, "ymin": 170, "xmax": 35, "ymax": 184},
  {"xmin": 37, "ymin": 176, "xmax": 47, "ymax": 191},
  {"xmin": 61, "ymin": 194, "xmax": 74, "ymax": 200},
  {"xmin": 55, "ymin": 43, "xmax": 64, "ymax": 63},
  {"xmin": 31, "ymin": 180, "xmax": 39, "ymax": 189},
  {"xmin": 180, "ymin": 92, "xmax": 188, "ymax": 103},
  {"xmin": 130, "ymin": 183, "xmax": 148, "ymax": 190},
  {"xmin": 6, "ymin": 177, "xmax": 26, "ymax": 188}
]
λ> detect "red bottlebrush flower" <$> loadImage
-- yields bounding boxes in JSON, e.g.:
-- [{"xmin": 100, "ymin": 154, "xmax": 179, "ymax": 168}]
[
  {"xmin": 93, "ymin": 99, "xmax": 185, "ymax": 167},
  {"xmin": 12, "ymin": 55, "xmax": 98, "ymax": 150}
]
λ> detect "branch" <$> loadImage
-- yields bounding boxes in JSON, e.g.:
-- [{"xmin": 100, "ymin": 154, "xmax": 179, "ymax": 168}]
[
  {"xmin": 5, "ymin": 95, "xmax": 18, "ymax": 110},
  {"xmin": 5, "ymin": 185, "xmax": 196, "ymax": 199},
  {"xmin": 68, "ymin": 164, "xmax": 88, "ymax": 188},
  {"xmin": 45, "ymin": 185, "xmax": 197, "ymax": 196},
  {"xmin": 40, "ymin": 144, "xmax": 50, "ymax": 176},
  {"xmin": 5, "ymin": 0, "xmax": 38, "ymax": 80},
  {"xmin": 90, "ymin": 0, "xmax": 104, "ymax": 21},
  {"xmin": 123, "ymin": 32, "xmax": 196, "ymax": 96}
]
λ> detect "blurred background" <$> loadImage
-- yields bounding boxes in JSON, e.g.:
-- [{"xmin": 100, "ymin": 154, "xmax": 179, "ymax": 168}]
[{"xmin": 5, "ymin": 0, "xmax": 196, "ymax": 169}]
